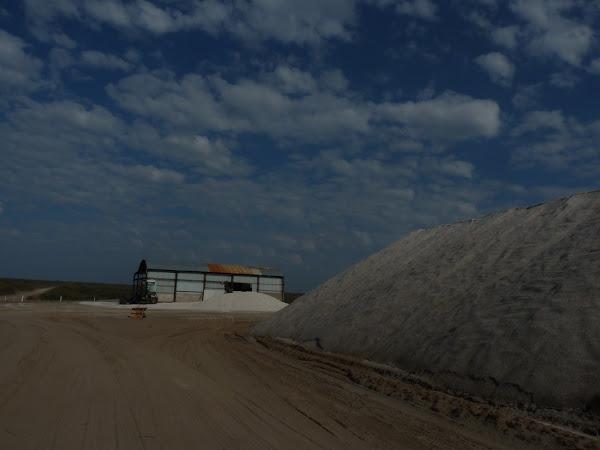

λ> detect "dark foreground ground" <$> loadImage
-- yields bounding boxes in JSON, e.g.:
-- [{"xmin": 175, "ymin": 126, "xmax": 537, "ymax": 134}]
[{"xmin": 0, "ymin": 303, "xmax": 597, "ymax": 450}]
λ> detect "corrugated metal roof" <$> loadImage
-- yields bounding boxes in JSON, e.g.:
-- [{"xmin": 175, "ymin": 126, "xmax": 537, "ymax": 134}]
[
  {"xmin": 146, "ymin": 263, "xmax": 210, "ymax": 273},
  {"xmin": 208, "ymin": 263, "xmax": 261, "ymax": 275},
  {"xmin": 142, "ymin": 260, "xmax": 282, "ymax": 277}
]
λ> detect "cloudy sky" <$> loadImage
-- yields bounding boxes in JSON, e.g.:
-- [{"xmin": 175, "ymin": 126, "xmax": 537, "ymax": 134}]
[{"xmin": 1, "ymin": 0, "xmax": 599, "ymax": 290}]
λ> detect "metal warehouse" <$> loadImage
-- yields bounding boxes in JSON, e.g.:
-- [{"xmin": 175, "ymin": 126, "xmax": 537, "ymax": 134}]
[{"xmin": 133, "ymin": 260, "xmax": 284, "ymax": 303}]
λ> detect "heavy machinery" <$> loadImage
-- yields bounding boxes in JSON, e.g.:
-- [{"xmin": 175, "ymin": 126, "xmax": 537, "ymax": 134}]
[{"xmin": 124, "ymin": 279, "xmax": 159, "ymax": 304}]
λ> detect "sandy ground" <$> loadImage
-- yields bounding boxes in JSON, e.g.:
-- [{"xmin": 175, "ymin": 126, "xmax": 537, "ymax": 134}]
[{"xmin": 0, "ymin": 303, "xmax": 597, "ymax": 450}]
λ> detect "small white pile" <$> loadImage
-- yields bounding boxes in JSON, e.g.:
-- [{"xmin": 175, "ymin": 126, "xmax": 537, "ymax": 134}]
[
  {"xmin": 82, "ymin": 292, "xmax": 287, "ymax": 313},
  {"xmin": 199, "ymin": 292, "xmax": 287, "ymax": 313}
]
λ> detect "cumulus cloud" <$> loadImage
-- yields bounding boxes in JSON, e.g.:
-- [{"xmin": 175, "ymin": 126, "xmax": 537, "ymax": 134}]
[
  {"xmin": 268, "ymin": 66, "xmax": 317, "ymax": 95},
  {"xmin": 0, "ymin": 29, "xmax": 43, "ymax": 93},
  {"xmin": 491, "ymin": 25, "xmax": 520, "ymax": 49},
  {"xmin": 107, "ymin": 72, "xmax": 238, "ymax": 131},
  {"xmin": 158, "ymin": 134, "xmax": 252, "ymax": 176},
  {"xmin": 109, "ymin": 68, "xmax": 501, "ymax": 146},
  {"xmin": 370, "ymin": 0, "xmax": 438, "ymax": 20},
  {"xmin": 22, "ymin": 0, "xmax": 445, "ymax": 46},
  {"xmin": 395, "ymin": 0, "xmax": 438, "ymax": 20},
  {"xmin": 81, "ymin": 50, "xmax": 133, "ymax": 71},
  {"xmin": 510, "ymin": 0, "xmax": 594, "ymax": 66},
  {"xmin": 589, "ymin": 58, "xmax": 600, "ymax": 75},
  {"xmin": 431, "ymin": 159, "xmax": 475, "ymax": 179},
  {"xmin": 549, "ymin": 71, "xmax": 580, "ymax": 88},
  {"xmin": 511, "ymin": 110, "xmax": 566, "ymax": 136},
  {"xmin": 512, "ymin": 83, "xmax": 543, "ymax": 110},
  {"xmin": 379, "ymin": 92, "xmax": 501, "ymax": 141},
  {"xmin": 24, "ymin": 0, "xmax": 357, "ymax": 45},
  {"xmin": 108, "ymin": 69, "xmax": 370, "ymax": 142},
  {"xmin": 319, "ymin": 69, "xmax": 349, "ymax": 92},
  {"xmin": 511, "ymin": 110, "xmax": 600, "ymax": 174},
  {"xmin": 108, "ymin": 163, "xmax": 185, "ymax": 184},
  {"xmin": 476, "ymin": 52, "xmax": 515, "ymax": 86},
  {"xmin": 8, "ymin": 101, "xmax": 125, "ymax": 137}
]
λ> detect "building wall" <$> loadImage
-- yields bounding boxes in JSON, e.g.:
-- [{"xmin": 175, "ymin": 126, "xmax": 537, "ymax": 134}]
[
  {"xmin": 203, "ymin": 289, "xmax": 224, "ymax": 300},
  {"xmin": 142, "ymin": 267, "xmax": 284, "ymax": 303},
  {"xmin": 175, "ymin": 292, "xmax": 203, "ymax": 302},
  {"xmin": 157, "ymin": 293, "xmax": 175, "ymax": 303},
  {"xmin": 258, "ymin": 276, "xmax": 283, "ymax": 299}
]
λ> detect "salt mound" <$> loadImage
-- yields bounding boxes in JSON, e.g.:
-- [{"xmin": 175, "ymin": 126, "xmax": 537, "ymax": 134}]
[
  {"xmin": 200, "ymin": 292, "xmax": 287, "ymax": 312},
  {"xmin": 254, "ymin": 191, "xmax": 600, "ymax": 409}
]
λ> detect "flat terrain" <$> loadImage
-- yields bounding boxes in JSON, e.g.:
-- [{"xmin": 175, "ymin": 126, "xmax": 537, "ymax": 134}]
[{"xmin": 0, "ymin": 304, "xmax": 597, "ymax": 450}]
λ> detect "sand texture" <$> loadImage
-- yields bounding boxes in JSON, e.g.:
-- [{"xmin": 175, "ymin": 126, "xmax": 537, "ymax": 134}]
[
  {"xmin": 253, "ymin": 191, "xmax": 600, "ymax": 410},
  {"xmin": 2, "ymin": 303, "xmax": 569, "ymax": 450}
]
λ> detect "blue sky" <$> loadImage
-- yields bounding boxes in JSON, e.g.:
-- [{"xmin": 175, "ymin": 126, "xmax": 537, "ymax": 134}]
[{"xmin": 1, "ymin": 0, "xmax": 599, "ymax": 291}]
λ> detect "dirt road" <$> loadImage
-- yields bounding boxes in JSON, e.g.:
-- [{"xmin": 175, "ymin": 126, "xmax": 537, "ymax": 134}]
[{"xmin": 0, "ymin": 304, "xmax": 595, "ymax": 449}]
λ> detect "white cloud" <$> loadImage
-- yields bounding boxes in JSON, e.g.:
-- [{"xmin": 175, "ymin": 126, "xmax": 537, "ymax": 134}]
[
  {"xmin": 511, "ymin": 110, "xmax": 600, "ymax": 174},
  {"xmin": 511, "ymin": 110, "xmax": 566, "ymax": 136},
  {"xmin": 24, "ymin": 0, "xmax": 357, "ymax": 45},
  {"xmin": 108, "ymin": 163, "xmax": 185, "ymax": 184},
  {"xmin": 110, "ymin": 69, "xmax": 502, "ymax": 146},
  {"xmin": 319, "ymin": 69, "xmax": 349, "ymax": 92},
  {"xmin": 22, "ymin": 0, "xmax": 444, "ymax": 46},
  {"xmin": 511, "ymin": 0, "xmax": 594, "ymax": 66},
  {"xmin": 379, "ymin": 92, "xmax": 501, "ymax": 141},
  {"xmin": 589, "ymin": 58, "xmax": 600, "ymax": 74},
  {"xmin": 475, "ymin": 52, "xmax": 515, "ymax": 86},
  {"xmin": 528, "ymin": 24, "xmax": 593, "ymax": 66},
  {"xmin": 123, "ymin": 122, "xmax": 252, "ymax": 176},
  {"xmin": 549, "ymin": 71, "xmax": 579, "ymax": 88},
  {"xmin": 512, "ymin": 83, "xmax": 543, "ymax": 110},
  {"xmin": 395, "ymin": 0, "xmax": 438, "ymax": 20},
  {"xmin": 7, "ymin": 101, "xmax": 125, "ymax": 137},
  {"xmin": 31, "ymin": 30, "xmax": 77, "ymax": 49},
  {"xmin": 269, "ymin": 66, "xmax": 317, "ymax": 95},
  {"xmin": 366, "ymin": 0, "xmax": 438, "ymax": 20},
  {"xmin": 107, "ymin": 72, "xmax": 238, "ymax": 132},
  {"xmin": 81, "ymin": 50, "xmax": 133, "ymax": 71},
  {"xmin": 108, "ymin": 69, "xmax": 371, "ymax": 142},
  {"xmin": 0, "ymin": 29, "xmax": 43, "ymax": 92},
  {"xmin": 491, "ymin": 25, "xmax": 520, "ymax": 49},
  {"xmin": 229, "ymin": 0, "xmax": 356, "ymax": 44},
  {"xmin": 160, "ymin": 135, "xmax": 252, "ymax": 176},
  {"xmin": 432, "ymin": 159, "xmax": 475, "ymax": 178}
]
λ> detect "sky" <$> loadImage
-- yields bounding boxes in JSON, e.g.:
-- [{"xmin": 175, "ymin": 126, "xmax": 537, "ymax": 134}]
[{"xmin": 1, "ymin": 0, "xmax": 600, "ymax": 291}]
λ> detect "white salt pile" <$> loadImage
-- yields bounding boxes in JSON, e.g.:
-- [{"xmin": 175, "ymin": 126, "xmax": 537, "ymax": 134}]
[
  {"xmin": 82, "ymin": 292, "xmax": 287, "ymax": 313},
  {"xmin": 253, "ymin": 191, "xmax": 600, "ymax": 410},
  {"xmin": 199, "ymin": 292, "xmax": 287, "ymax": 312}
]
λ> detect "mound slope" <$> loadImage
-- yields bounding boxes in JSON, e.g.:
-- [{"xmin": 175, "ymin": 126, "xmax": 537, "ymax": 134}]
[
  {"xmin": 253, "ymin": 191, "xmax": 600, "ymax": 409},
  {"xmin": 201, "ymin": 292, "xmax": 287, "ymax": 312}
]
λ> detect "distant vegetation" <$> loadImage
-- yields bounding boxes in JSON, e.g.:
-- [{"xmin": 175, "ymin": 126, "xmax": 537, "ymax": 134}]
[
  {"xmin": 36, "ymin": 283, "xmax": 132, "ymax": 302},
  {"xmin": 0, "ymin": 278, "xmax": 131, "ymax": 302},
  {"xmin": 0, "ymin": 278, "xmax": 55, "ymax": 295},
  {"xmin": 1, "ymin": 277, "xmax": 303, "ymax": 304}
]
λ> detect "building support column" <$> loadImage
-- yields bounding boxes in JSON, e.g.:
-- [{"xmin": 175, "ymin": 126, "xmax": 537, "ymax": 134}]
[{"xmin": 174, "ymin": 272, "xmax": 178, "ymax": 302}]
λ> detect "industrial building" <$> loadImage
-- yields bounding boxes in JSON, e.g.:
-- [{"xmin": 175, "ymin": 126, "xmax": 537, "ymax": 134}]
[{"xmin": 133, "ymin": 260, "xmax": 284, "ymax": 302}]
